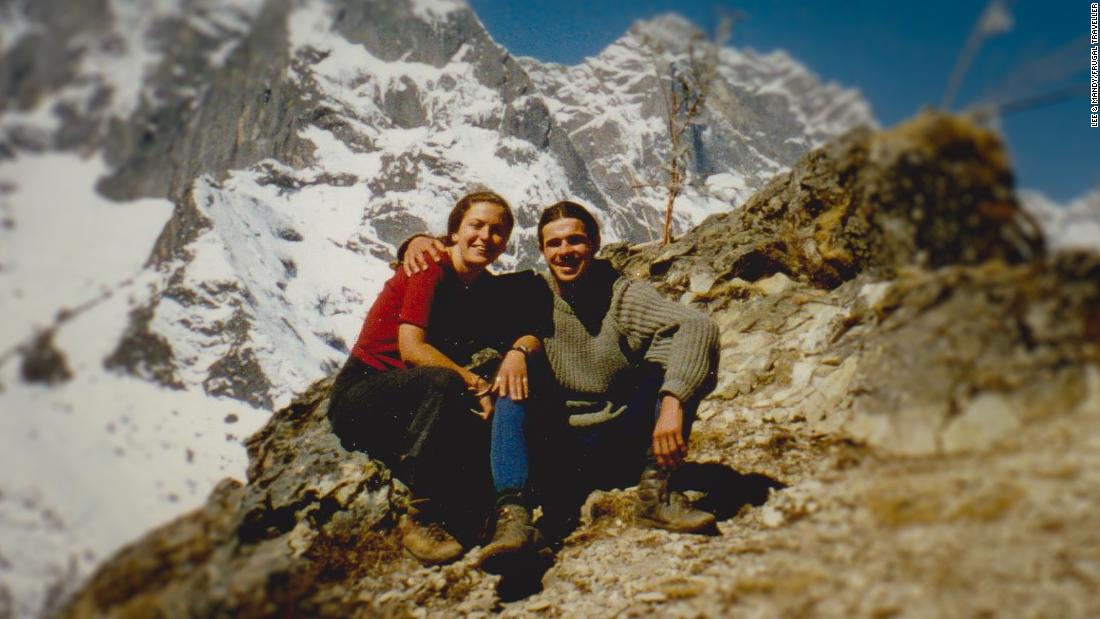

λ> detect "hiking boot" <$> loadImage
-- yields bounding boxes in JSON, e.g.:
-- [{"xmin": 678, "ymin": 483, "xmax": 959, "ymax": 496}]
[
  {"xmin": 478, "ymin": 504, "xmax": 541, "ymax": 573},
  {"xmin": 635, "ymin": 465, "xmax": 717, "ymax": 534},
  {"xmin": 399, "ymin": 513, "xmax": 464, "ymax": 565}
]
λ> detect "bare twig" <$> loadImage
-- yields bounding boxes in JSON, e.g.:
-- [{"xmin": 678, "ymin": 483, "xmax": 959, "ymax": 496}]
[
  {"xmin": 650, "ymin": 15, "xmax": 733, "ymax": 245},
  {"xmin": 942, "ymin": 0, "xmax": 1016, "ymax": 109},
  {"xmin": 966, "ymin": 85, "xmax": 1090, "ymax": 120}
]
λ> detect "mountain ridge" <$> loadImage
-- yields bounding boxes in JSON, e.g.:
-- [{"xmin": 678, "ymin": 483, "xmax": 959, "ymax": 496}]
[{"xmin": 0, "ymin": 2, "xmax": 876, "ymax": 615}]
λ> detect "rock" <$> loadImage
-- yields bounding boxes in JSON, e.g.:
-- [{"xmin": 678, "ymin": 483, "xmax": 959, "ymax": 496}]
[
  {"xmin": 857, "ymin": 281, "xmax": 891, "ymax": 309},
  {"xmin": 941, "ymin": 393, "xmax": 1022, "ymax": 453},
  {"xmin": 755, "ymin": 272, "xmax": 793, "ymax": 296},
  {"xmin": 689, "ymin": 270, "xmax": 718, "ymax": 294},
  {"xmin": 760, "ymin": 506, "xmax": 785, "ymax": 528},
  {"xmin": 610, "ymin": 112, "xmax": 1043, "ymax": 295},
  {"xmin": 526, "ymin": 599, "xmax": 552, "ymax": 611},
  {"xmin": 847, "ymin": 402, "xmax": 947, "ymax": 456},
  {"xmin": 19, "ymin": 329, "xmax": 73, "ymax": 385}
]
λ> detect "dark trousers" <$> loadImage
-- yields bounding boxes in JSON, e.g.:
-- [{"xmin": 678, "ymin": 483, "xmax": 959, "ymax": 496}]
[
  {"xmin": 328, "ymin": 357, "xmax": 494, "ymax": 544},
  {"xmin": 534, "ymin": 366, "xmax": 700, "ymax": 539}
]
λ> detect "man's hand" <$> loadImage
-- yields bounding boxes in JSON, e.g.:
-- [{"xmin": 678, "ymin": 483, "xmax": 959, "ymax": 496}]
[
  {"xmin": 492, "ymin": 349, "xmax": 529, "ymax": 401},
  {"xmin": 403, "ymin": 236, "xmax": 447, "ymax": 276},
  {"xmin": 652, "ymin": 395, "xmax": 687, "ymax": 469}
]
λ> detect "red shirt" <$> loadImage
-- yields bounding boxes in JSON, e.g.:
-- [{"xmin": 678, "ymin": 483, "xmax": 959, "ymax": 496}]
[{"xmin": 350, "ymin": 258, "xmax": 448, "ymax": 371}]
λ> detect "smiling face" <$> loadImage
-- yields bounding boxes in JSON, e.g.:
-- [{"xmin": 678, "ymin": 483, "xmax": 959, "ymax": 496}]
[
  {"xmin": 449, "ymin": 201, "xmax": 511, "ymax": 274},
  {"xmin": 540, "ymin": 217, "xmax": 597, "ymax": 285}
]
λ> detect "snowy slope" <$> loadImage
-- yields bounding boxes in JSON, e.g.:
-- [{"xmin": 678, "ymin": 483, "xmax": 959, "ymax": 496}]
[
  {"xmin": 1019, "ymin": 188, "xmax": 1100, "ymax": 253},
  {"xmin": 0, "ymin": 0, "xmax": 874, "ymax": 615},
  {"xmin": 0, "ymin": 153, "xmax": 269, "ymax": 617}
]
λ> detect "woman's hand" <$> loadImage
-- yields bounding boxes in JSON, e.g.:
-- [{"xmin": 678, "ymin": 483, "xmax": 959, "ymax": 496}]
[
  {"xmin": 403, "ymin": 236, "xmax": 447, "ymax": 276},
  {"xmin": 652, "ymin": 395, "xmax": 687, "ymax": 469},
  {"xmin": 492, "ymin": 349, "xmax": 529, "ymax": 401},
  {"xmin": 473, "ymin": 393, "xmax": 494, "ymax": 420},
  {"xmin": 465, "ymin": 375, "xmax": 495, "ymax": 420}
]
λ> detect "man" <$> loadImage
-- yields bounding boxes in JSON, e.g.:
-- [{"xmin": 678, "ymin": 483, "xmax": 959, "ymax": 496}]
[{"xmin": 402, "ymin": 200, "xmax": 719, "ymax": 546}]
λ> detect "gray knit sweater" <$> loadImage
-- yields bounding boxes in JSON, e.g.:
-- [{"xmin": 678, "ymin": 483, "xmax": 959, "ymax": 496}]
[{"xmin": 543, "ymin": 261, "xmax": 719, "ymax": 426}]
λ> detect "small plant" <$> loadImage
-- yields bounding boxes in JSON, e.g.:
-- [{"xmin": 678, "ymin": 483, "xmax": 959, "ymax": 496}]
[{"xmin": 642, "ymin": 14, "xmax": 735, "ymax": 245}]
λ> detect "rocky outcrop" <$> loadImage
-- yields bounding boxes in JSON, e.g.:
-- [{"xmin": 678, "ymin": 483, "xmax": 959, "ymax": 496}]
[
  {"xmin": 683, "ymin": 252, "xmax": 1100, "ymax": 456},
  {"xmin": 608, "ymin": 112, "xmax": 1094, "ymax": 456},
  {"xmin": 0, "ymin": 0, "xmax": 114, "ymax": 113},
  {"xmin": 97, "ymin": 0, "xmax": 314, "ymax": 201},
  {"xmin": 18, "ymin": 329, "xmax": 73, "ymax": 385},
  {"xmin": 58, "ymin": 114, "xmax": 1100, "ymax": 618},
  {"xmin": 608, "ymin": 113, "xmax": 1043, "ymax": 291}
]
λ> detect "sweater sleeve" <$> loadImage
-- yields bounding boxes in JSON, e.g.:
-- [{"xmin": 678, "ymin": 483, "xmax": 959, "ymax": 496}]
[{"xmin": 613, "ymin": 279, "xmax": 719, "ymax": 403}]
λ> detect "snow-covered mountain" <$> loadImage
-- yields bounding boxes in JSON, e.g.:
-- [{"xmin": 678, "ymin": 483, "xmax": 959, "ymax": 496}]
[
  {"xmin": 1019, "ymin": 188, "xmax": 1100, "ymax": 252},
  {"xmin": 0, "ymin": 0, "xmax": 873, "ymax": 615},
  {"xmin": 520, "ymin": 14, "xmax": 873, "ymax": 230}
]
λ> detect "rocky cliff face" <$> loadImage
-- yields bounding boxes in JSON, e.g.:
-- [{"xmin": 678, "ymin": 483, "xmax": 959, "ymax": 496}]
[
  {"xmin": 57, "ymin": 114, "xmax": 1100, "ymax": 618},
  {"xmin": 519, "ymin": 14, "xmax": 874, "ymax": 241},
  {"xmin": 607, "ymin": 113, "xmax": 1092, "ymax": 458}
]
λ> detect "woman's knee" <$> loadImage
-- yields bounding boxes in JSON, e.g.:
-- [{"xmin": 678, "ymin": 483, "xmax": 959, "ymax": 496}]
[{"xmin": 327, "ymin": 378, "xmax": 368, "ymax": 444}]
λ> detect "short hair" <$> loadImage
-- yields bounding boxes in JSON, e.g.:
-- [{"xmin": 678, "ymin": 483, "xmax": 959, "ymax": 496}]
[
  {"xmin": 537, "ymin": 200, "xmax": 601, "ymax": 248},
  {"xmin": 446, "ymin": 191, "xmax": 514, "ymax": 239}
]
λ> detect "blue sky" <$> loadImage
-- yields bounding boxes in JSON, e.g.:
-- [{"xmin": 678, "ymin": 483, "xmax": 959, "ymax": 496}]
[{"xmin": 470, "ymin": 0, "xmax": 1097, "ymax": 202}]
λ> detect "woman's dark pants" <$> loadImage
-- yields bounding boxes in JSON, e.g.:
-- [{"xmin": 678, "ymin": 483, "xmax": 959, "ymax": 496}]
[{"xmin": 328, "ymin": 358, "xmax": 494, "ymax": 545}]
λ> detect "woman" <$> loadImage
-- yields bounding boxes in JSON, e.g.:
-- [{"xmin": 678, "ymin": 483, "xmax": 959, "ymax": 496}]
[
  {"xmin": 404, "ymin": 200, "xmax": 720, "ymax": 540},
  {"xmin": 328, "ymin": 191, "xmax": 548, "ymax": 566}
]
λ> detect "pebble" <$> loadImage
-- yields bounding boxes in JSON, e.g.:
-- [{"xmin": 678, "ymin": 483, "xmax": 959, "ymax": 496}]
[{"xmin": 761, "ymin": 506, "xmax": 785, "ymax": 528}]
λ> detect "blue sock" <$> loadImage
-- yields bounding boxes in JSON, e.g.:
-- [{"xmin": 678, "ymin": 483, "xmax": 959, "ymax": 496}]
[{"xmin": 491, "ymin": 396, "xmax": 529, "ymax": 500}]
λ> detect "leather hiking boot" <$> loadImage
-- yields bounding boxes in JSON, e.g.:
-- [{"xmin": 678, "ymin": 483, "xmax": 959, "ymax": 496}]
[
  {"xmin": 635, "ymin": 466, "xmax": 718, "ymax": 534},
  {"xmin": 479, "ymin": 504, "xmax": 541, "ymax": 573},
  {"xmin": 399, "ymin": 513, "xmax": 464, "ymax": 565}
]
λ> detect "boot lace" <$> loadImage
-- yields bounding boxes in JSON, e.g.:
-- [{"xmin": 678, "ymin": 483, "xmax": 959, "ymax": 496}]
[{"xmin": 420, "ymin": 520, "xmax": 455, "ymax": 543}]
